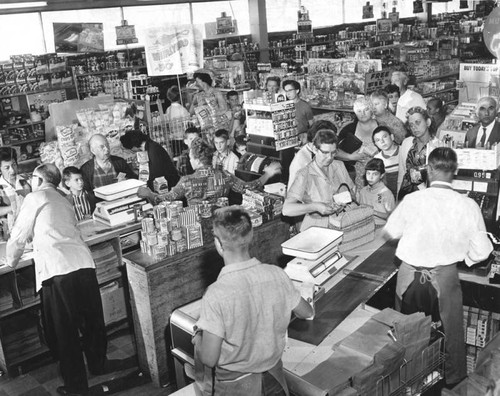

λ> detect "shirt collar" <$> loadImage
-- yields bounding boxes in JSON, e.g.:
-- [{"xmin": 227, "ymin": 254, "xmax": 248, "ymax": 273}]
[
  {"xmin": 218, "ymin": 257, "xmax": 261, "ymax": 278},
  {"xmin": 0, "ymin": 174, "xmax": 23, "ymax": 189},
  {"xmin": 430, "ymin": 181, "xmax": 453, "ymax": 189}
]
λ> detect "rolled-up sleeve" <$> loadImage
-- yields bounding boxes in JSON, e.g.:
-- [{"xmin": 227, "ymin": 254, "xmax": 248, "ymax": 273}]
[
  {"xmin": 465, "ymin": 205, "xmax": 493, "ymax": 266},
  {"xmin": 383, "ymin": 199, "xmax": 407, "ymax": 240}
]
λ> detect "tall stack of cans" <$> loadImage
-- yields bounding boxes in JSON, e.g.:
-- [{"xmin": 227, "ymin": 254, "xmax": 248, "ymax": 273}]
[{"xmin": 140, "ymin": 201, "xmax": 204, "ymax": 260}]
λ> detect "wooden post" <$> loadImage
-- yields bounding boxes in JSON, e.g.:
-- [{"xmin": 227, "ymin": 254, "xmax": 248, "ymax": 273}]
[{"xmin": 249, "ymin": 0, "xmax": 269, "ymax": 63}]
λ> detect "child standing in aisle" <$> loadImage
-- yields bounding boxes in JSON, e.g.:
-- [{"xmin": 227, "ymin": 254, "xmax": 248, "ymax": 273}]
[
  {"xmin": 358, "ymin": 158, "xmax": 395, "ymax": 227},
  {"xmin": 62, "ymin": 166, "xmax": 94, "ymax": 221},
  {"xmin": 372, "ymin": 126, "xmax": 399, "ymax": 198},
  {"xmin": 164, "ymin": 86, "xmax": 190, "ymax": 123}
]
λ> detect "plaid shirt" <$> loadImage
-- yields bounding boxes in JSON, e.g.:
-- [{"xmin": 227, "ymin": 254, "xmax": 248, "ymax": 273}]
[
  {"xmin": 176, "ymin": 149, "xmax": 194, "ymax": 177},
  {"xmin": 93, "ymin": 161, "xmax": 117, "ymax": 189},
  {"xmin": 156, "ymin": 166, "xmax": 262, "ymax": 206}
]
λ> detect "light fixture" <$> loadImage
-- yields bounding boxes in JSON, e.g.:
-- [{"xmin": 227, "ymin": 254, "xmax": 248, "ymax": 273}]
[{"xmin": 0, "ymin": 1, "xmax": 48, "ymax": 10}]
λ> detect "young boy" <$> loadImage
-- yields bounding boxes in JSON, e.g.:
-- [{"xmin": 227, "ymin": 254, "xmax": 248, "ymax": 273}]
[
  {"xmin": 177, "ymin": 127, "xmax": 202, "ymax": 176},
  {"xmin": 358, "ymin": 158, "xmax": 395, "ymax": 227},
  {"xmin": 385, "ymin": 84, "xmax": 400, "ymax": 115},
  {"xmin": 372, "ymin": 126, "xmax": 399, "ymax": 198},
  {"xmin": 62, "ymin": 166, "xmax": 94, "ymax": 221},
  {"xmin": 213, "ymin": 129, "xmax": 239, "ymax": 175}
]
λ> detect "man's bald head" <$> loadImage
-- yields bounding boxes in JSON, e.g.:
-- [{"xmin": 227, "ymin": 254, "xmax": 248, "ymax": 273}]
[{"xmin": 89, "ymin": 134, "xmax": 110, "ymax": 162}]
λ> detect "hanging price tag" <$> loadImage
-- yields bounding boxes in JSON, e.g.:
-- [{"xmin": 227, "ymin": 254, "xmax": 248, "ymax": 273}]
[{"xmin": 363, "ymin": 2, "xmax": 374, "ymax": 19}]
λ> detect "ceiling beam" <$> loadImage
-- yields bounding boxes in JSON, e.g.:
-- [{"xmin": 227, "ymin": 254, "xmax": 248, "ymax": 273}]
[{"xmin": 0, "ymin": 0, "xmax": 226, "ymax": 15}]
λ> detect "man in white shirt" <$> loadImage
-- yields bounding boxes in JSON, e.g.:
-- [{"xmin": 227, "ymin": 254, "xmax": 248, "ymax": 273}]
[
  {"xmin": 6, "ymin": 164, "xmax": 108, "ymax": 396},
  {"xmin": 391, "ymin": 71, "xmax": 426, "ymax": 123},
  {"xmin": 465, "ymin": 96, "xmax": 500, "ymax": 148},
  {"xmin": 384, "ymin": 147, "xmax": 493, "ymax": 387}
]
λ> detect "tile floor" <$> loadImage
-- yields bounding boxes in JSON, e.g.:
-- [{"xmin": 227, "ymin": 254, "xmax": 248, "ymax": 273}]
[{"xmin": 0, "ymin": 327, "xmax": 179, "ymax": 396}]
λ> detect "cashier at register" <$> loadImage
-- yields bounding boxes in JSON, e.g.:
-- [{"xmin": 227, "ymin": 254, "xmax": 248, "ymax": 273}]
[
  {"xmin": 193, "ymin": 206, "xmax": 313, "ymax": 395},
  {"xmin": 283, "ymin": 129, "xmax": 355, "ymax": 231},
  {"xmin": 384, "ymin": 147, "xmax": 493, "ymax": 386},
  {"xmin": 80, "ymin": 134, "xmax": 137, "ymax": 195},
  {"xmin": 137, "ymin": 137, "xmax": 281, "ymax": 206}
]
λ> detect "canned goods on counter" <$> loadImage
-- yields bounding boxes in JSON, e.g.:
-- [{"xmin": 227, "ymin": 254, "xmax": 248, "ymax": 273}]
[
  {"xmin": 157, "ymin": 232, "xmax": 169, "ymax": 246},
  {"xmin": 171, "ymin": 228, "xmax": 182, "ymax": 242},
  {"xmin": 159, "ymin": 218, "xmax": 170, "ymax": 233},
  {"xmin": 142, "ymin": 217, "xmax": 155, "ymax": 234},
  {"xmin": 146, "ymin": 232, "xmax": 158, "ymax": 246}
]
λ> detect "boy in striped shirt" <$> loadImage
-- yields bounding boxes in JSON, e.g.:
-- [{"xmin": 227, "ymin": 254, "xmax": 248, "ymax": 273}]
[
  {"xmin": 372, "ymin": 126, "xmax": 399, "ymax": 198},
  {"xmin": 63, "ymin": 166, "xmax": 94, "ymax": 221}
]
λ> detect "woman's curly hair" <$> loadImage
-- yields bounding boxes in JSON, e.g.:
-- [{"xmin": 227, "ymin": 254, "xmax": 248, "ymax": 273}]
[{"xmin": 190, "ymin": 137, "xmax": 214, "ymax": 166}]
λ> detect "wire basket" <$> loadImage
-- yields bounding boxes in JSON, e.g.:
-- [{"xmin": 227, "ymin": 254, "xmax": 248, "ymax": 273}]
[{"xmin": 359, "ymin": 337, "xmax": 446, "ymax": 396}]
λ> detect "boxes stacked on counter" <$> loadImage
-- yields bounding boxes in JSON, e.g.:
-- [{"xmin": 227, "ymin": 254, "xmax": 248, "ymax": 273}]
[
  {"xmin": 139, "ymin": 202, "xmax": 204, "ymax": 260},
  {"xmin": 241, "ymin": 189, "xmax": 283, "ymax": 226}
]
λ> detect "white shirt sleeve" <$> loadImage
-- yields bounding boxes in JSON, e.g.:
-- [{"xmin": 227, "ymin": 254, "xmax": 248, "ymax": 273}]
[{"xmin": 465, "ymin": 204, "xmax": 493, "ymax": 266}]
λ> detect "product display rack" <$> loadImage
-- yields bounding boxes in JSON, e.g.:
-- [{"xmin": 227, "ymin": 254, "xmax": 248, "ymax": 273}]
[{"xmin": 245, "ymin": 100, "xmax": 299, "ymax": 156}]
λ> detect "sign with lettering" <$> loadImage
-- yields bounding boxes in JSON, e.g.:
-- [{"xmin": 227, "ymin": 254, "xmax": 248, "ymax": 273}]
[
  {"xmin": 458, "ymin": 63, "xmax": 500, "ymax": 102},
  {"xmin": 144, "ymin": 25, "xmax": 203, "ymax": 76},
  {"xmin": 364, "ymin": 69, "xmax": 392, "ymax": 94},
  {"xmin": 116, "ymin": 21, "xmax": 138, "ymax": 45}
]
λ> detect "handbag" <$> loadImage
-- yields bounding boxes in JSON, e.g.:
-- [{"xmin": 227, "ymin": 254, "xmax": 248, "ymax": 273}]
[{"xmin": 329, "ymin": 184, "xmax": 375, "ymax": 253}]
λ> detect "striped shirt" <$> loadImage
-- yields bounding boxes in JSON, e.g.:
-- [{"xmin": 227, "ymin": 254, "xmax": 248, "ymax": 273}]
[
  {"xmin": 67, "ymin": 191, "xmax": 93, "ymax": 221},
  {"xmin": 375, "ymin": 147, "xmax": 399, "ymax": 198}
]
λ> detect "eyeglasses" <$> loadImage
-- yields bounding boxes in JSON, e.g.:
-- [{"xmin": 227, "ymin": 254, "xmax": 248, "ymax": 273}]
[{"xmin": 317, "ymin": 148, "xmax": 337, "ymax": 156}]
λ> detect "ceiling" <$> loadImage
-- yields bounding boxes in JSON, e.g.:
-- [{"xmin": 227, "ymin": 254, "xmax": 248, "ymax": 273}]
[{"xmin": 0, "ymin": 0, "xmax": 225, "ymax": 14}]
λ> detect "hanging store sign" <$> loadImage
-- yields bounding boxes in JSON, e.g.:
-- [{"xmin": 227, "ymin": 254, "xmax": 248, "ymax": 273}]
[
  {"xmin": 144, "ymin": 25, "xmax": 203, "ymax": 76},
  {"xmin": 116, "ymin": 20, "xmax": 138, "ymax": 45}
]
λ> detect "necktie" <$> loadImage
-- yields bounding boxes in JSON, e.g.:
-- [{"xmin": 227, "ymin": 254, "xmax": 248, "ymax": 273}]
[{"xmin": 479, "ymin": 127, "xmax": 487, "ymax": 147}]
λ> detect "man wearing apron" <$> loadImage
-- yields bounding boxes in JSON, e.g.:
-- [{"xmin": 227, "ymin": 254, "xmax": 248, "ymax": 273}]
[
  {"xmin": 193, "ymin": 206, "xmax": 313, "ymax": 395},
  {"xmin": 384, "ymin": 147, "xmax": 493, "ymax": 386}
]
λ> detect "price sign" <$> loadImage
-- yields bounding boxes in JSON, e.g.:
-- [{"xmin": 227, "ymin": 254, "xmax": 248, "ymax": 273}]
[
  {"xmin": 364, "ymin": 70, "xmax": 392, "ymax": 94},
  {"xmin": 116, "ymin": 21, "xmax": 138, "ymax": 45}
]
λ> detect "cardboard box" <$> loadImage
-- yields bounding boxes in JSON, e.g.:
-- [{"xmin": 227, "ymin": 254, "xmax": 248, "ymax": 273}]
[{"xmin": 100, "ymin": 281, "xmax": 127, "ymax": 325}]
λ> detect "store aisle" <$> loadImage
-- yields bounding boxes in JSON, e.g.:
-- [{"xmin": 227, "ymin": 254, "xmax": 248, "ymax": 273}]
[{"xmin": 0, "ymin": 328, "xmax": 178, "ymax": 396}]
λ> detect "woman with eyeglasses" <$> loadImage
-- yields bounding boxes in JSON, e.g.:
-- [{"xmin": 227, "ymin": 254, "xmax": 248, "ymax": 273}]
[
  {"xmin": 283, "ymin": 129, "xmax": 355, "ymax": 232},
  {"xmin": 397, "ymin": 106, "xmax": 440, "ymax": 201}
]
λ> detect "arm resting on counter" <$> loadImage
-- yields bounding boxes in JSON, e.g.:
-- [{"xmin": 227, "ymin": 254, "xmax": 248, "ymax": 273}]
[{"xmin": 293, "ymin": 297, "xmax": 314, "ymax": 320}]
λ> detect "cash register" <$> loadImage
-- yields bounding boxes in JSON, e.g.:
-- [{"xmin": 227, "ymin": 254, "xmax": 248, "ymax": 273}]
[{"xmin": 93, "ymin": 179, "xmax": 148, "ymax": 227}]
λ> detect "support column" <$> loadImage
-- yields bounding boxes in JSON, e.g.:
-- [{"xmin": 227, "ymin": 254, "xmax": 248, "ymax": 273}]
[{"xmin": 248, "ymin": 0, "xmax": 269, "ymax": 62}]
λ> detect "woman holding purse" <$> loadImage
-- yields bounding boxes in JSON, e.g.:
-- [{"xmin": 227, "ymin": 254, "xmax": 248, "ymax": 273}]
[{"xmin": 284, "ymin": 129, "xmax": 356, "ymax": 232}]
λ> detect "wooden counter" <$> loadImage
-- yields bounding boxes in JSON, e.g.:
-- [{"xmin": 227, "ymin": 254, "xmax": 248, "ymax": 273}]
[{"xmin": 124, "ymin": 218, "xmax": 290, "ymax": 387}]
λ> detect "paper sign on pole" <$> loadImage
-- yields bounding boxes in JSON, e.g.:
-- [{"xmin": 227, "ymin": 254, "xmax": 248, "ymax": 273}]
[{"xmin": 144, "ymin": 25, "xmax": 203, "ymax": 76}]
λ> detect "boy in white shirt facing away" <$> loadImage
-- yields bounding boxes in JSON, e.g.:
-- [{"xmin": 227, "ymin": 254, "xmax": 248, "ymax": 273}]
[
  {"xmin": 373, "ymin": 126, "xmax": 399, "ymax": 198},
  {"xmin": 358, "ymin": 158, "xmax": 396, "ymax": 227}
]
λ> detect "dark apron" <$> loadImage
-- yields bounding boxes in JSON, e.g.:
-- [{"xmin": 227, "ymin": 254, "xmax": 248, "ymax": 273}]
[
  {"xmin": 395, "ymin": 261, "xmax": 466, "ymax": 384},
  {"xmin": 194, "ymin": 354, "xmax": 288, "ymax": 396}
]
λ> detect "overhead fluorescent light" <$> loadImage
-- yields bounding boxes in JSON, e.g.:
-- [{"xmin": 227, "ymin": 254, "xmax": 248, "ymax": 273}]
[{"xmin": 0, "ymin": 2, "xmax": 48, "ymax": 10}]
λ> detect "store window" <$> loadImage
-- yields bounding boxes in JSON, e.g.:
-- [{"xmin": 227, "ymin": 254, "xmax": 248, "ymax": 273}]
[
  {"xmin": 191, "ymin": 1, "xmax": 250, "ymax": 38},
  {"xmin": 41, "ymin": 8, "xmax": 123, "ymax": 52},
  {"xmin": 122, "ymin": 4, "xmax": 191, "ymax": 48},
  {"xmin": 0, "ymin": 13, "xmax": 45, "ymax": 60}
]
